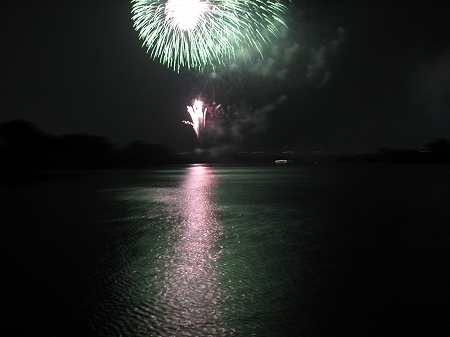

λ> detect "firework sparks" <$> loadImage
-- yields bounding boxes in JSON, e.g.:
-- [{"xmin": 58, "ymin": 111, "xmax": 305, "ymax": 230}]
[
  {"xmin": 165, "ymin": 0, "xmax": 209, "ymax": 30},
  {"xmin": 183, "ymin": 99, "xmax": 207, "ymax": 138},
  {"xmin": 131, "ymin": 0, "xmax": 288, "ymax": 72}
]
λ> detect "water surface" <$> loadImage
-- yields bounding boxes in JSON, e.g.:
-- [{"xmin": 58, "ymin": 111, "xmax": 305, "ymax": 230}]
[{"xmin": 3, "ymin": 164, "xmax": 450, "ymax": 336}]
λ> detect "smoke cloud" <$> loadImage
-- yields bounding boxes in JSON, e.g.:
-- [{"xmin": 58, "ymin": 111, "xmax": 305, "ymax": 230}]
[
  {"xmin": 181, "ymin": 5, "xmax": 346, "ymax": 148},
  {"xmin": 199, "ymin": 95, "xmax": 287, "ymax": 147},
  {"xmin": 306, "ymin": 27, "xmax": 345, "ymax": 86}
]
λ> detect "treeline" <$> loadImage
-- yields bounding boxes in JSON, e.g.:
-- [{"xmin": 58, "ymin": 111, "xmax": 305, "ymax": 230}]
[
  {"xmin": 338, "ymin": 139, "xmax": 450, "ymax": 164},
  {"xmin": 0, "ymin": 120, "xmax": 178, "ymax": 170}
]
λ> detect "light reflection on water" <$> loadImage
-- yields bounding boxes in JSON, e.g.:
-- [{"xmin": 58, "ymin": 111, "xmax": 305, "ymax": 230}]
[
  {"xmin": 5, "ymin": 165, "xmax": 449, "ymax": 335},
  {"xmin": 150, "ymin": 164, "xmax": 228, "ymax": 335}
]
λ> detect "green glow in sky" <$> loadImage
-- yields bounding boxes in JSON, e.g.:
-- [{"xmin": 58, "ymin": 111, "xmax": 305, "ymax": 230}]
[{"xmin": 131, "ymin": 0, "xmax": 287, "ymax": 72}]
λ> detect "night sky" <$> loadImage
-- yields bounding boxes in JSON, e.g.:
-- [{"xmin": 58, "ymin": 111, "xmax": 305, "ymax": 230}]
[{"xmin": 2, "ymin": 1, "xmax": 449, "ymax": 153}]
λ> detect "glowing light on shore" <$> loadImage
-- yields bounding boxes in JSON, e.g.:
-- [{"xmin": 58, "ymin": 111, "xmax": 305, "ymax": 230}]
[{"xmin": 183, "ymin": 99, "xmax": 206, "ymax": 138}]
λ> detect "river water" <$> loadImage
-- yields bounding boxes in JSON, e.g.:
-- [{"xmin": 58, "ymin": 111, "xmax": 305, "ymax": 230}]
[{"xmin": 3, "ymin": 164, "xmax": 450, "ymax": 336}]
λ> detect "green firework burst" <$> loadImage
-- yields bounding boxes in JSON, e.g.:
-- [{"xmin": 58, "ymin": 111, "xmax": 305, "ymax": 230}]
[{"xmin": 131, "ymin": 0, "xmax": 288, "ymax": 72}]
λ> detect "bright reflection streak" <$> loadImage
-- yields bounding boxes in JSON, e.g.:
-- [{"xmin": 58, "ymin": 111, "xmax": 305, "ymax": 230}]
[{"xmin": 152, "ymin": 164, "xmax": 226, "ymax": 335}]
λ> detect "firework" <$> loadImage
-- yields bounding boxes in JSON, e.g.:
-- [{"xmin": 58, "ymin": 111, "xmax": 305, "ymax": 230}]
[
  {"xmin": 183, "ymin": 99, "xmax": 207, "ymax": 137},
  {"xmin": 131, "ymin": 0, "xmax": 287, "ymax": 72}
]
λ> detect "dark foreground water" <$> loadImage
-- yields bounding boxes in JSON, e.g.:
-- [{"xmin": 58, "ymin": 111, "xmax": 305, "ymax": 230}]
[{"xmin": 2, "ymin": 164, "xmax": 450, "ymax": 336}]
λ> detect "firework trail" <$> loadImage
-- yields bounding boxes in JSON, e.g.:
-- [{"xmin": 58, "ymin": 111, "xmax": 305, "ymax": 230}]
[
  {"xmin": 131, "ymin": 0, "xmax": 288, "ymax": 72},
  {"xmin": 183, "ymin": 99, "xmax": 207, "ymax": 138}
]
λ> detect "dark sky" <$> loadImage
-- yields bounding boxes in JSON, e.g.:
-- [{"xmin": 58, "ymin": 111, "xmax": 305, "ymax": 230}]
[{"xmin": 2, "ymin": 0, "xmax": 449, "ymax": 153}]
